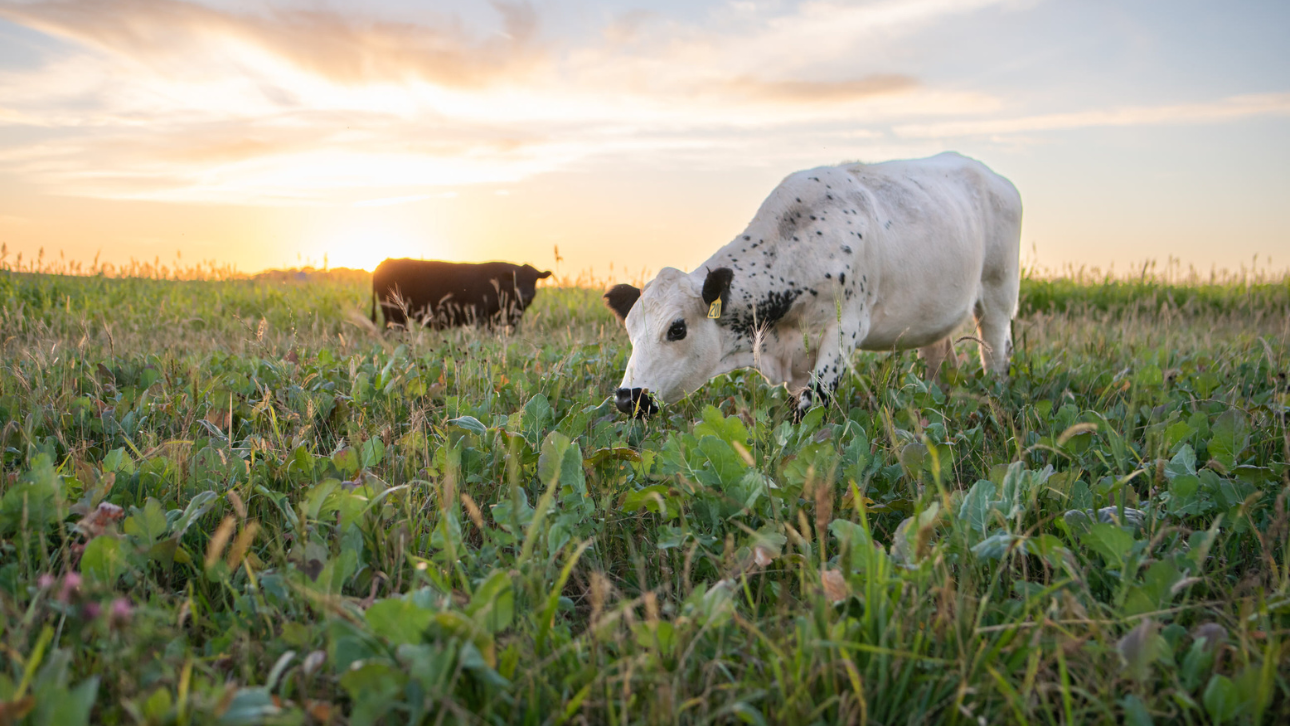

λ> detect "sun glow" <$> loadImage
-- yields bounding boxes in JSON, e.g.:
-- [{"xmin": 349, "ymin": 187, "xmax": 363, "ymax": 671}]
[{"xmin": 310, "ymin": 225, "xmax": 440, "ymax": 272}]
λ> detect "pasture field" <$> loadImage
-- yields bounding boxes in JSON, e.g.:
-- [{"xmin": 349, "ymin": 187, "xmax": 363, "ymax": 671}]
[{"xmin": 1, "ymin": 264, "xmax": 1289, "ymax": 725}]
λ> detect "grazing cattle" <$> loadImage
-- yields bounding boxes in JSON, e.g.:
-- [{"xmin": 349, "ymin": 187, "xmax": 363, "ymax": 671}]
[
  {"xmin": 371, "ymin": 259, "xmax": 552, "ymax": 329},
  {"xmin": 604, "ymin": 152, "xmax": 1022, "ymax": 418}
]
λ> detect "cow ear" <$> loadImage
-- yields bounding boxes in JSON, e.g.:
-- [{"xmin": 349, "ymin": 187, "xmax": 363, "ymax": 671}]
[
  {"xmin": 603, "ymin": 283, "xmax": 640, "ymax": 324},
  {"xmin": 701, "ymin": 267, "xmax": 733, "ymax": 308},
  {"xmin": 537, "ymin": 270, "xmax": 553, "ymax": 279}
]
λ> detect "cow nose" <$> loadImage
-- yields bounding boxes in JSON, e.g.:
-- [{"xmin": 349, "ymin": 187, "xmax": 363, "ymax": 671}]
[{"xmin": 615, "ymin": 387, "xmax": 658, "ymax": 418}]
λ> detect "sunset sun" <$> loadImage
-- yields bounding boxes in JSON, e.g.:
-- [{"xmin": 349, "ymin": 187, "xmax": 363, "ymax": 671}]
[{"xmin": 312, "ymin": 224, "xmax": 440, "ymax": 272}]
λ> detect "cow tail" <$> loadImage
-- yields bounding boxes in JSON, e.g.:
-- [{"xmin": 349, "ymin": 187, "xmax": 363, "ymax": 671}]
[{"xmin": 370, "ymin": 285, "xmax": 378, "ymax": 325}]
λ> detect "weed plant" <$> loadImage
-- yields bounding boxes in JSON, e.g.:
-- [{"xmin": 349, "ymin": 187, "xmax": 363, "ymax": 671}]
[{"xmin": 0, "ymin": 257, "xmax": 1288, "ymax": 725}]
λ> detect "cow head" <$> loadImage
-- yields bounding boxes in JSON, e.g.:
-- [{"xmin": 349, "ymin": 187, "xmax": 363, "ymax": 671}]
[
  {"xmin": 604, "ymin": 266, "xmax": 733, "ymax": 417},
  {"xmin": 514, "ymin": 265, "xmax": 553, "ymax": 309}
]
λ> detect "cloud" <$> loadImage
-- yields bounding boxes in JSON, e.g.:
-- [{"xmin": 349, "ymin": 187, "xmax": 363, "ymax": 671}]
[
  {"xmin": 353, "ymin": 193, "xmax": 449, "ymax": 207},
  {"xmin": 0, "ymin": 0, "xmax": 1028, "ymax": 205},
  {"xmin": 0, "ymin": 0, "xmax": 543, "ymax": 88},
  {"xmin": 724, "ymin": 74, "xmax": 918, "ymax": 103},
  {"xmin": 895, "ymin": 93, "xmax": 1290, "ymax": 138}
]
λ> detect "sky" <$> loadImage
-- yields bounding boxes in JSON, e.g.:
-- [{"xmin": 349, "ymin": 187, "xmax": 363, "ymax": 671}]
[{"xmin": 0, "ymin": 0, "xmax": 1287, "ymax": 278}]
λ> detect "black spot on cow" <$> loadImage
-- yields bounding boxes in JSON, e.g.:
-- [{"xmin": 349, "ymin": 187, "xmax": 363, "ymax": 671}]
[
  {"xmin": 778, "ymin": 208, "xmax": 802, "ymax": 238},
  {"xmin": 725, "ymin": 287, "xmax": 803, "ymax": 337},
  {"xmin": 839, "ymin": 273, "xmax": 846, "ymax": 285},
  {"xmin": 372, "ymin": 259, "xmax": 551, "ymax": 330}
]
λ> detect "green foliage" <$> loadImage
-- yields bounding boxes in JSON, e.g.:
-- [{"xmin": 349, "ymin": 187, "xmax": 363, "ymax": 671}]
[{"xmin": 0, "ymin": 270, "xmax": 1287, "ymax": 723}]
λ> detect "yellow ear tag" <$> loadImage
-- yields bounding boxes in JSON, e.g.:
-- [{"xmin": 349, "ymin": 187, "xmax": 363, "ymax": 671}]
[{"xmin": 707, "ymin": 299, "xmax": 722, "ymax": 319}]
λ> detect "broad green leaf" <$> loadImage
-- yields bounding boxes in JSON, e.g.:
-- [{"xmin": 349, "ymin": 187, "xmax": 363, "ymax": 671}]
[
  {"xmin": 828, "ymin": 519, "xmax": 876, "ymax": 570},
  {"xmin": 1124, "ymin": 559, "xmax": 1183, "ymax": 616},
  {"xmin": 340, "ymin": 662, "xmax": 404, "ymax": 726},
  {"xmin": 328, "ymin": 619, "xmax": 378, "ymax": 673},
  {"xmin": 521, "ymin": 394, "xmax": 553, "ymax": 444},
  {"xmin": 366, "ymin": 598, "xmax": 432, "ymax": 645},
  {"xmin": 695, "ymin": 436, "xmax": 748, "ymax": 491},
  {"xmin": 694, "ymin": 405, "xmax": 750, "ymax": 448},
  {"xmin": 143, "ymin": 687, "xmax": 172, "ymax": 723},
  {"xmin": 359, "ymin": 436, "xmax": 385, "ymax": 468},
  {"xmin": 1133, "ymin": 364, "xmax": 1163, "ymax": 386},
  {"xmin": 399, "ymin": 642, "xmax": 457, "ymax": 692},
  {"xmin": 332, "ymin": 447, "xmax": 359, "ymax": 477},
  {"xmin": 218, "ymin": 688, "xmax": 279, "ymax": 725},
  {"xmin": 170, "ymin": 490, "xmax": 218, "ymax": 539},
  {"xmin": 467, "ymin": 570, "xmax": 515, "ymax": 634},
  {"xmin": 622, "ymin": 485, "xmax": 678, "ymax": 519},
  {"xmin": 1208, "ymin": 410, "xmax": 1248, "ymax": 470},
  {"xmin": 1082, "ymin": 523, "xmax": 1135, "ymax": 563},
  {"xmin": 1164, "ymin": 444, "xmax": 1197, "ymax": 481},
  {"xmin": 81, "ymin": 536, "xmax": 126, "ymax": 585},
  {"xmin": 490, "ymin": 488, "xmax": 534, "ymax": 534},
  {"xmin": 124, "ymin": 498, "xmax": 168, "ymax": 546},
  {"xmin": 1164, "ymin": 421, "xmax": 1195, "ymax": 449},
  {"xmin": 959, "ymin": 480, "xmax": 997, "ymax": 536},
  {"xmin": 971, "ymin": 532, "xmax": 1019, "ymax": 561},
  {"xmin": 1121, "ymin": 694, "xmax": 1153, "ymax": 726},
  {"xmin": 1203, "ymin": 674, "xmax": 1242, "ymax": 724},
  {"xmin": 749, "ymin": 528, "xmax": 787, "ymax": 560},
  {"xmin": 0, "ymin": 455, "xmax": 65, "ymax": 535},
  {"xmin": 448, "ymin": 416, "xmax": 487, "ymax": 436},
  {"xmin": 690, "ymin": 580, "xmax": 736, "ymax": 629},
  {"xmin": 103, "ymin": 448, "xmax": 135, "ymax": 475},
  {"xmin": 1167, "ymin": 474, "xmax": 1202, "ymax": 516},
  {"xmin": 538, "ymin": 431, "xmax": 585, "ymax": 497},
  {"xmin": 780, "ymin": 441, "xmax": 837, "ymax": 490},
  {"xmin": 302, "ymin": 480, "xmax": 340, "ymax": 521},
  {"xmin": 37, "ymin": 676, "xmax": 98, "ymax": 726}
]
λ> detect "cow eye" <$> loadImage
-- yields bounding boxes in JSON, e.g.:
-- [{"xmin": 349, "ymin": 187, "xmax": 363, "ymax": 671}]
[{"xmin": 666, "ymin": 319, "xmax": 687, "ymax": 341}]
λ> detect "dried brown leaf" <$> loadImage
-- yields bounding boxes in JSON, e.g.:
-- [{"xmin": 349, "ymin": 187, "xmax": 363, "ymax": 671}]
[{"xmin": 821, "ymin": 569, "xmax": 849, "ymax": 603}]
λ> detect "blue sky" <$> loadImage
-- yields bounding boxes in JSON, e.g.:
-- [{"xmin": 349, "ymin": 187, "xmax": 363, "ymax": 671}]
[{"xmin": 0, "ymin": 0, "xmax": 1286, "ymax": 275}]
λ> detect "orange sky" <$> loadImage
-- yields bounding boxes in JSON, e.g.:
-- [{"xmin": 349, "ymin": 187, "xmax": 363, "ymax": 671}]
[{"xmin": 1, "ymin": 0, "xmax": 1287, "ymax": 278}]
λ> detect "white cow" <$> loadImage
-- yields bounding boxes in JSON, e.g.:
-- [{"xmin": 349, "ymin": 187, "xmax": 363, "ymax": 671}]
[{"xmin": 604, "ymin": 152, "xmax": 1022, "ymax": 418}]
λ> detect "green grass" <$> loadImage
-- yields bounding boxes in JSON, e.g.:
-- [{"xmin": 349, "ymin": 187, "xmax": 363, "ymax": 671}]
[{"xmin": 1, "ymin": 265, "xmax": 1288, "ymax": 725}]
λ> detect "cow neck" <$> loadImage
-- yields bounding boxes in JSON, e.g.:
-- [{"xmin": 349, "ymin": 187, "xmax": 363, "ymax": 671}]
[{"xmin": 715, "ymin": 312, "xmax": 757, "ymax": 372}]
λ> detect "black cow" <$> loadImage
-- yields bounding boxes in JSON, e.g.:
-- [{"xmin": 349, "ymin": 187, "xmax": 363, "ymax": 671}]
[{"xmin": 371, "ymin": 259, "xmax": 553, "ymax": 329}]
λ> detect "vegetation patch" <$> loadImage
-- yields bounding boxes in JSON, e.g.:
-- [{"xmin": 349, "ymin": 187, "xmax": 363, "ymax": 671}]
[{"xmin": 1, "ymin": 266, "xmax": 1288, "ymax": 724}]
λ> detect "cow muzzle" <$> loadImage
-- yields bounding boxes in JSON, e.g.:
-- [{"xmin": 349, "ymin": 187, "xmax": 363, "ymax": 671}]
[{"xmin": 615, "ymin": 387, "xmax": 659, "ymax": 418}]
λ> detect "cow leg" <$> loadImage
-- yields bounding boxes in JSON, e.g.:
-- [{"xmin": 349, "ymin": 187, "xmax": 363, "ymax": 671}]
[
  {"xmin": 973, "ymin": 279, "xmax": 1017, "ymax": 375},
  {"xmin": 918, "ymin": 338, "xmax": 958, "ymax": 381},
  {"xmin": 793, "ymin": 317, "xmax": 864, "ymax": 419},
  {"xmin": 381, "ymin": 304, "xmax": 406, "ymax": 329}
]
